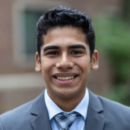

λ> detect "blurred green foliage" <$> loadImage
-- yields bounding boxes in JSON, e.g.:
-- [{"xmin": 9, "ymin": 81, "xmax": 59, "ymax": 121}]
[
  {"xmin": 108, "ymin": 84, "xmax": 130, "ymax": 105},
  {"xmin": 122, "ymin": 0, "xmax": 130, "ymax": 23},
  {"xmin": 93, "ymin": 15, "xmax": 130, "ymax": 106}
]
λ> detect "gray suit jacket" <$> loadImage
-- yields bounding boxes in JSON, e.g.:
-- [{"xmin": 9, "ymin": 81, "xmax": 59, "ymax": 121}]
[{"xmin": 0, "ymin": 90, "xmax": 130, "ymax": 130}]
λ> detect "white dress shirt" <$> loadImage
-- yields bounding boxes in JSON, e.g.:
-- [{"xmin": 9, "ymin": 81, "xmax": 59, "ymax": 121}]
[{"xmin": 44, "ymin": 88, "xmax": 89, "ymax": 130}]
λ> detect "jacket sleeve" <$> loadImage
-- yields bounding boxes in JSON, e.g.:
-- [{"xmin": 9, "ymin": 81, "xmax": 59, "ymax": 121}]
[{"xmin": 0, "ymin": 118, "xmax": 4, "ymax": 130}]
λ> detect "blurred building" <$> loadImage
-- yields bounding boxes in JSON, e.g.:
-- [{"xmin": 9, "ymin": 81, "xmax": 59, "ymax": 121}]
[{"xmin": 0, "ymin": 0, "xmax": 120, "ymax": 113}]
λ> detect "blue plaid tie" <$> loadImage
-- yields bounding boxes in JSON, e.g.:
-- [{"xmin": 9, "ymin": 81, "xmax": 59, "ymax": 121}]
[{"xmin": 54, "ymin": 112, "xmax": 80, "ymax": 130}]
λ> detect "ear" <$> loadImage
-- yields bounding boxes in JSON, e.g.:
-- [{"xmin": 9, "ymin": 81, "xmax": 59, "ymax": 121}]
[
  {"xmin": 91, "ymin": 50, "xmax": 99, "ymax": 70},
  {"xmin": 35, "ymin": 52, "xmax": 41, "ymax": 72}
]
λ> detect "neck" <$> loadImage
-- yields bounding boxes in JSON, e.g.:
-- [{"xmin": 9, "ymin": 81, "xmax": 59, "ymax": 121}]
[{"xmin": 48, "ymin": 89, "xmax": 86, "ymax": 112}]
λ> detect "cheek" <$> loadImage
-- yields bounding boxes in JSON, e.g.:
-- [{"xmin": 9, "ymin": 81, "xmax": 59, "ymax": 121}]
[
  {"xmin": 75, "ymin": 57, "xmax": 91, "ymax": 71},
  {"xmin": 41, "ymin": 59, "xmax": 55, "ymax": 76}
]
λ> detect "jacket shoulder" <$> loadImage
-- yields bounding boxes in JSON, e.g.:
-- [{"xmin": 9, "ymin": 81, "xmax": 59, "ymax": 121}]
[
  {"xmin": 0, "ymin": 100, "xmax": 34, "ymax": 130},
  {"xmin": 98, "ymin": 95, "xmax": 130, "ymax": 112},
  {"xmin": 98, "ymin": 95, "xmax": 130, "ymax": 128}
]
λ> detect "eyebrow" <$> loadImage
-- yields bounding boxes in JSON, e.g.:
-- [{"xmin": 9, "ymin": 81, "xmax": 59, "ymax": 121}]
[
  {"xmin": 43, "ymin": 45, "xmax": 59, "ymax": 52},
  {"xmin": 43, "ymin": 44, "xmax": 86, "ymax": 52},
  {"xmin": 69, "ymin": 44, "xmax": 86, "ymax": 50}
]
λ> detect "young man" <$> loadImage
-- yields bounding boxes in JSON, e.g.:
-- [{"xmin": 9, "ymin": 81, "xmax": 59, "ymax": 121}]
[{"xmin": 0, "ymin": 6, "xmax": 130, "ymax": 130}]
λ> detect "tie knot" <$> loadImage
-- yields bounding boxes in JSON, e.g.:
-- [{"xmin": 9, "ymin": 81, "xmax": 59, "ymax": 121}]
[{"xmin": 54, "ymin": 112, "xmax": 80, "ymax": 130}]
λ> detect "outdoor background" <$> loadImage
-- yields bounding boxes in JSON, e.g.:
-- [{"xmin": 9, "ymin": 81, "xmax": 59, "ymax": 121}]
[{"xmin": 0, "ymin": 0, "xmax": 130, "ymax": 114}]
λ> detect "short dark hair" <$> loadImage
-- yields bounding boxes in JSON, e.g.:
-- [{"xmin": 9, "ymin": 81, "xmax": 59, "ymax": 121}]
[{"xmin": 36, "ymin": 6, "xmax": 95, "ymax": 56}]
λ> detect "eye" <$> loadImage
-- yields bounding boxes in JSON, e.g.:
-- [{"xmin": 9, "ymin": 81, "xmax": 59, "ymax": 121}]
[
  {"xmin": 71, "ymin": 50, "xmax": 83, "ymax": 55},
  {"xmin": 47, "ymin": 51, "xmax": 59, "ymax": 55}
]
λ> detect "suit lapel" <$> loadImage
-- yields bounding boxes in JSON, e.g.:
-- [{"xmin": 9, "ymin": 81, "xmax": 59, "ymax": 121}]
[
  {"xmin": 85, "ymin": 90, "xmax": 105, "ymax": 130},
  {"xmin": 30, "ymin": 91, "xmax": 52, "ymax": 130},
  {"xmin": 31, "ymin": 114, "xmax": 52, "ymax": 130}
]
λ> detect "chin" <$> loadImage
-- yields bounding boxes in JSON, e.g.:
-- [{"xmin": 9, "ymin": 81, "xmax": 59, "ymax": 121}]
[{"xmin": 56, "ymin": 89, "xmax": 80, "ymax": 99}]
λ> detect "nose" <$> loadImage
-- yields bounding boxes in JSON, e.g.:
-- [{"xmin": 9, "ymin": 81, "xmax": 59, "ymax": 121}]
[{"xmin": 55, "ymin": 53, "xmax": 74, "ymax": 69}]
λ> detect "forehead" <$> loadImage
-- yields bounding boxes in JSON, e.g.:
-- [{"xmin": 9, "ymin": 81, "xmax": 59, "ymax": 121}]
[{"xmin": 42, "ymin": 26, "xmax": 87, "ymax": 47}]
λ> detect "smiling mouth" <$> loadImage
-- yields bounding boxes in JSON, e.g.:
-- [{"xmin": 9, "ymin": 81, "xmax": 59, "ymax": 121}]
[{"xmin": 53, "ymin": 74, "xmax": 78, "ymax": 81}]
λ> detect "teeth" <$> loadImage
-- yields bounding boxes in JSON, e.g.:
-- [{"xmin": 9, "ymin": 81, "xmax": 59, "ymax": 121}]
[{"xmin": 57, "ymin": 76, "xmax": 74, "ymax": 81}]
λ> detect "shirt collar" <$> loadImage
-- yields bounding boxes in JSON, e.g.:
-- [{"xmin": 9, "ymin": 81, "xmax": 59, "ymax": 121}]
[{"xmin": 45, "ymin": 88, "xmax": 89, "ymax": 120}]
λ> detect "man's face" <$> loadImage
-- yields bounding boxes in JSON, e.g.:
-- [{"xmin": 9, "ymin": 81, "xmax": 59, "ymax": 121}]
[{"xmin": 35, "ymin": 26, "xmax": 98, "ymax": 101}]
